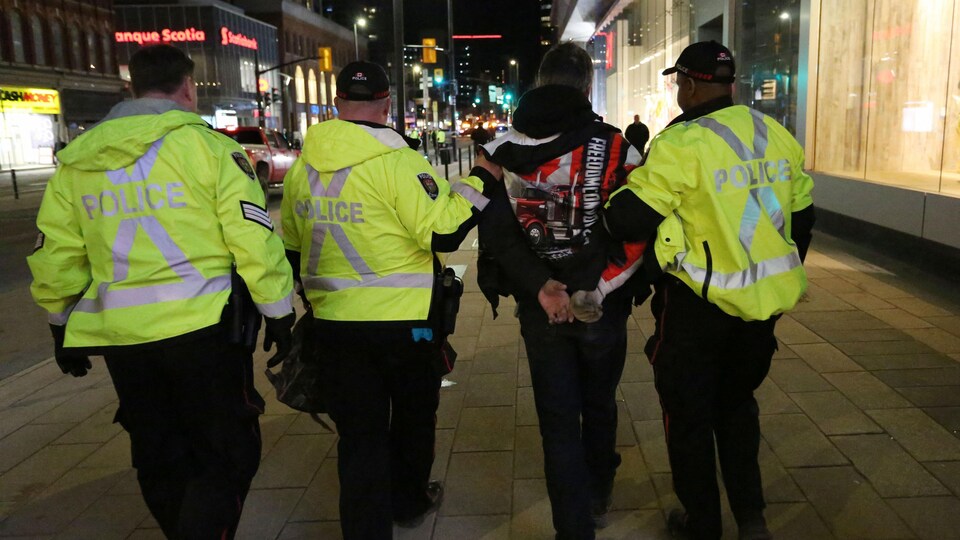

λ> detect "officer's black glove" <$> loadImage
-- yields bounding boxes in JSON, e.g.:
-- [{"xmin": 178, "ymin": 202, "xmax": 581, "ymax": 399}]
[
  {"xmin": 264, "ymin": 312, "xmax": 296, "ymax": 368},
  {"xmin": 49, "ymin": 324, "xmax": 92, "ymax": 377}
]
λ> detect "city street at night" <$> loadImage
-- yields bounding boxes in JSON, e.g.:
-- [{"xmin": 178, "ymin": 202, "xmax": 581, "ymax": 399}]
[{"xmin": 2, "ymin": 0, "xmax": 960, "ymax": 539}]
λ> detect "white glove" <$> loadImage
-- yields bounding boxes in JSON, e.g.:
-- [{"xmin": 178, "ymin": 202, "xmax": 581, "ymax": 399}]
[{"xmin": 571, "ymin": 289, "xmax": 604, "ymax": 323}]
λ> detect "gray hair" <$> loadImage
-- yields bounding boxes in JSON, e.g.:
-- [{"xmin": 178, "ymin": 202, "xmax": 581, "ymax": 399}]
[{"xmin": 536, "ymin": 42, "xmax": 593, "ymax": 93}]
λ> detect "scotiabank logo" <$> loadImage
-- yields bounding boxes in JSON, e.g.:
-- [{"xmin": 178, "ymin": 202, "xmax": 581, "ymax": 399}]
[
  {"xmin": 115, "ymin": 28, "xmax": 206, "ymax": 45},
  {"xmin": 220, "ymin": 27, "xmax": 258, "ymax": 50},
  {"xmin": 114, "ymin": 26, "xmax": 257, "ymax": 50}
]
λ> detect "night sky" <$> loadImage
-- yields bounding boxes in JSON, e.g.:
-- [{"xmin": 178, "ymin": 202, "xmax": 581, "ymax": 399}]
[{"xmin": 403, "ymin": 0, "xmax": 542, "ymax": 93}]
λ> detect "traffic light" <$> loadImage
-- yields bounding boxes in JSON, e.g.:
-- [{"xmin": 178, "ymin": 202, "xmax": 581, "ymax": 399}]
[
  {"xmin": 505, "ymin": 93, "xmax": 513, "ymax": 102},
  {"xmin": 271, "ymin": 87, "xmax": 281, "ymax": 104},
  {"xmin": 318, "ymin": 46, "xmax": 333, "ymax": 72},
  {"xmin": 263, "ymin": 91, "xmax": 272, "ymax": 107},
  {"xmin": 422, "ymin": 38, "xmax": 437, "ymax": 64},
  {"xmin": 434, "ymin": 68, "xmax": 444, "ymax": 84}
]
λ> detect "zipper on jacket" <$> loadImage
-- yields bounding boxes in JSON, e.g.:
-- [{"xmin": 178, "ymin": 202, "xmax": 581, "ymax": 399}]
[{"xmin": 701, "ymin": 240, "xmax": 713, "ymax": 300}]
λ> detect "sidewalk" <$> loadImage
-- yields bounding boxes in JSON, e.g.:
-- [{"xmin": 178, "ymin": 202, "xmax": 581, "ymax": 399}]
[{"xmin": 2, "ymin": 201, "xmax": 960, "ymax": 538}]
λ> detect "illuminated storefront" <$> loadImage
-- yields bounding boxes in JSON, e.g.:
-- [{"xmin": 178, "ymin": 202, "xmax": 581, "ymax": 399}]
[
  {"xmin": 114, "ymin": 3, "xmax": 279, "ymax": 129},
  {"xmin": 0, "ymin": 86, "xmax": 59, "ymax": 168},
  {"xmin": 582, "ymin": 0, "xmax": 960, "ymax": 262}
]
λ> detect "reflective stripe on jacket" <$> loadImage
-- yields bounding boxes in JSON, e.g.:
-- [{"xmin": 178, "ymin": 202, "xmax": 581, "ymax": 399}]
[
  {"xmin": 28, "ymin": 107, "xmax": 294, "ymax": 347},
  {"xmin": 613, "ymin": 105, "xmax": 814, "ymax": 320},
  {"xmin": 282, "ymin": 119, "xmax": 487, "ymax": 323}
]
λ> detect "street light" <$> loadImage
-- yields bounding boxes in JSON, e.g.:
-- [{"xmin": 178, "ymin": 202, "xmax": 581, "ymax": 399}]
[{"xmin": 353, "ymin": 17, "xmax": 367, "ymax": 61}]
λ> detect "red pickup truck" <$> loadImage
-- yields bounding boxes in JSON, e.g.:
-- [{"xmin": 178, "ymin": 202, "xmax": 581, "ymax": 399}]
[{"xmin": 216, "ymin": 127, "xmax": 300, "ymax": 191}]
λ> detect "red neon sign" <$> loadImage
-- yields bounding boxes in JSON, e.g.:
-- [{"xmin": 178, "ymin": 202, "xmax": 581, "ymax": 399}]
[
  {"xmin": 221, "ymin": 27, "xmax": 258, "ymax": 50},
  {"xmin": 114, "ymin": 26, "xmax": 257, "ymax": 50},
  {"xmin": 115, "ymin": 28, "xmax": 206, "ymax": 45}
]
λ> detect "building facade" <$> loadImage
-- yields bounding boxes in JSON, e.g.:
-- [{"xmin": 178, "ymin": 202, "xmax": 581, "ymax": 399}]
[
  {"xmin": 0, "ymin": 0, "xmax": 124, "ymax": 169},
  {"xmin": 113, "ymin": 1, "xmax": 280, "ymax": 130},
  {"xmin": 556, "ymin": 0, "xmax": 960, "ymax": 270},
  {"xmin": 230, "ymin": 0, "xmax": 363, "ymax": 141}
]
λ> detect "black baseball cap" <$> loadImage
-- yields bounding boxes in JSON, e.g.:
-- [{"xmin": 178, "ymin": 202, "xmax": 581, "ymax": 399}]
[
  {"xmin": 662, "ymin": 41, "xmax": 736, "ymax": 84},
  {"xmin": 336, "ymin": 61, "xmax": 391, "ymax": 101}
]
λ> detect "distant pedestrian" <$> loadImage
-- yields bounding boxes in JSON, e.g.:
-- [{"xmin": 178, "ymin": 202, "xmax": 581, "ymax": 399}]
[
  {"xmin": 27, "ymin": 44, "xmax": 295, "ymax": 539},
  {"xmin": 280, "ymin": 60, "xmax": 502, "ymax": 539},
  {"xmin": 624, "ymin": 114, "xmax": 650, "ymax": 153},
  {"xmin": 603, "ymin": 40, "xmax": 816, "ymax": 540},
  {"xmin": 469, "ymin": 125, "xmax": 492, "ymax": 153}
]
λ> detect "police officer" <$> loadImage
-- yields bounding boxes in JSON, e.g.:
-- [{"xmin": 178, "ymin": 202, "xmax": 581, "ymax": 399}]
[
  {"xmin": 280, "ymin": 61, "xmax": 501, "ymax": 539},
  {"xmin": 27, "ymin": 45, "xmax": 295, "ymax": 539},
  {"xmin": 603, "ymin": 41, "xmax": 816, "ymax": 540}
]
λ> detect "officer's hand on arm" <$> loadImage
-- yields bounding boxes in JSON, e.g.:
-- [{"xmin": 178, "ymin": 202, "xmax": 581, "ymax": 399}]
[
  {"xmin": 538, "ymin": 279, "xmax": 574, "ymax": 324},
  {"xmin": 264, "ymin": 312, "xmax": 296, "ymax": 368},
  {"xmin": 49, "ymin": 324, "xmax": 92, "ymax": 377},
  {"xmin": 475, "ymin": 153, "xmax": 503, "ymax": 182}
]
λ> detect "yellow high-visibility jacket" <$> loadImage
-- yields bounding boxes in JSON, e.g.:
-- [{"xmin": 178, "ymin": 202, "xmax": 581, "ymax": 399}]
[
  {"xmin": 28, "ymin": 105, "xmax": 293, "ymax": 348},
  {"xmin": 610, "ymin": 105, "xmax": 814, "ymax": 321},
  {"xmin": 281, "ymin": 119, "xmax": 488, "ymax": 323}
]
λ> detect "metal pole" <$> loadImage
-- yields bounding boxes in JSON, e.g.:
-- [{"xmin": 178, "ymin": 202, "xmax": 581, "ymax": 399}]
[
  {"xmin": 11, "ymin": 169, "xmax": 18, "ymax": 200},
  {"xmin": 393, "ymin": 0, "xmax": 406, "ymax": 133},
  {"xmin": 447, "ymin": 0, "xmax": 457, "ymax": 130},
  {"xmin": 354, "ymin": 24, "xmax": 359, "ymax": 61},
  {"xmin": 458, "ymin": 144, "xmax": 462, "ymax": 176},
  {"xmin": 255, "ymin": 48, "xmax": 265, "ymax": 129},
  {"xmin": 444, "ymin": 159, "xmax": 449, "ymax": 180}
]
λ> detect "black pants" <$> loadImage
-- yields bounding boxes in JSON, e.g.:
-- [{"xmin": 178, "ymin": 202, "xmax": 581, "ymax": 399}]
[
  {"xmin": 316, "ymin": 326, "xmax": 442, "ymax": 540},
  {"xmin": 646, "ymin": 277, "xmax": 777, "ymax": 540},
  {"xmin": 517, "ymin": 290, "xmax": 631, "ymax": 540},
  {"xmin": 105, "ymin": 333, "xmax": 263, "ymax": 540}
]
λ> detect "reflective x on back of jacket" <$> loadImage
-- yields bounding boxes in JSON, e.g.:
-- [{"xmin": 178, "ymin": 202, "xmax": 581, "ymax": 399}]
[
  {"xmin": 282, "ymin": 120, "xmax": 485, "ymax": 324},
  {"xmin": 620, "ymin": 105, "xmax": 814, "ymax": 321},
  {"xmin": 29, "ymin": 111, "xmax": 294, "ymax": 348}
]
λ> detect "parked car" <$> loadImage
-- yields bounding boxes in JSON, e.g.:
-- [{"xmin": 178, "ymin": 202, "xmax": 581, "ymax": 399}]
[{"xmin": 216, "ymin": 127, "xmax": 300, "ymax": 192}]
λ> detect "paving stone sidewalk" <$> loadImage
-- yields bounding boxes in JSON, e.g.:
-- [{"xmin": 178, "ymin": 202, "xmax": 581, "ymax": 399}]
[{"xmin": 2, "ymin": 225, "xmax": 960, "ymax": 539}]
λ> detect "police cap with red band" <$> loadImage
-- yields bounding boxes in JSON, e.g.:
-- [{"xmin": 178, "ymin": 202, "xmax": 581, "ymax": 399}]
[
  {"xmin": 662, "ymin": 41, "xmax": 736, "ymax": 84},
  {"xmin": 336, "ymin": 61, "xmax": 391, "ymax": 101}
]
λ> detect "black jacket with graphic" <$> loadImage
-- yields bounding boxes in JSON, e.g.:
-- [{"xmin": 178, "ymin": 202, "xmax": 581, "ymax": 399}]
[{"xmin": 477, "ymin": 85, "xmax": 642, "ymax": 313}]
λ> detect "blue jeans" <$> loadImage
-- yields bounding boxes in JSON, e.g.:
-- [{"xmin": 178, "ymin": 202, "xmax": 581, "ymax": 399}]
[{"xmin": 517, "ymin": 291, "xmax": 630, "ymax": 540}]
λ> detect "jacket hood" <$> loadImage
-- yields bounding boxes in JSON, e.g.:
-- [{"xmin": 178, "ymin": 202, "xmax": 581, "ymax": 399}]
[
  {"xmin": 57, "ymin": 98, "xmax": 205, "ymax": 171},
  {"xmin": 512, "ymin": 85, "xmax": 600, "ymax": 138},
  {"xmin": 300, "ymin": 119, "xmax": 418, "ymax": 173}
]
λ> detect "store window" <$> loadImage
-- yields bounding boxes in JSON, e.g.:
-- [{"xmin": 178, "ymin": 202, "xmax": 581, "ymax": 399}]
[
  {"xmin": 241, "ymin": 59, "xmax": 256, "ymax": 93},
  {"xmin": 591, "ymin": 1, "xmax": 690, "ymax": 137},
  {"xmin": 735, "ymin": 1, "xmax": 801, "ymax": 134},
  {"xmin": 50, "ymin": 19, "xmax": 65, "ymax": 68},
  {"xmin": 939, "ymin": 1, "xmax": 960, "ymax": 196},
  {"xmin": 320, "ymin": 71, "xmax": 328, "ymax": 106},
  {"xmin": 308, "ymin": 69, "xmax": 319, "ymax": 125},
  {"xmin": 814, "ymin": 0, "xmax": 960, "ymax": 195},
  {"xmin": 31, "ymin": 15, "xmax": 46, "ymax": 65},
  {"xmin": 295, "ymin": 65, "xmax": 306, "ymax": 103},
  {"xmin": 101, "ymin": 33, "xmax": 113, "ymax": 74},
  {"xmin": 10, "ymin": 11, "xmax": 26, "ymax": 63},
  {"xmin": 86, "ymin": 30, "xmax": 98, "ymax": 71},
  {"xmin": 68, "ymin": 25, "xmax": 83, "ymax": 70}
]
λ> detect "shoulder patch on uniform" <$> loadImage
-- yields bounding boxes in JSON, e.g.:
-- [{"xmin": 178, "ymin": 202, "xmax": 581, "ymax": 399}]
[
  {"xmin": 417, "ymin": 172, "xmax": 439, "ymax": 200},
  {"xmin": 33, "ymin": 232, "xmax": 44, "ymax": 252},
  {"xmin": 231, "ymin": 152, "xmax": 257, "ymax": 181},
  {"xmin": 240, "ymin": 201, "xmax": 273, "ymax": 230}
]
